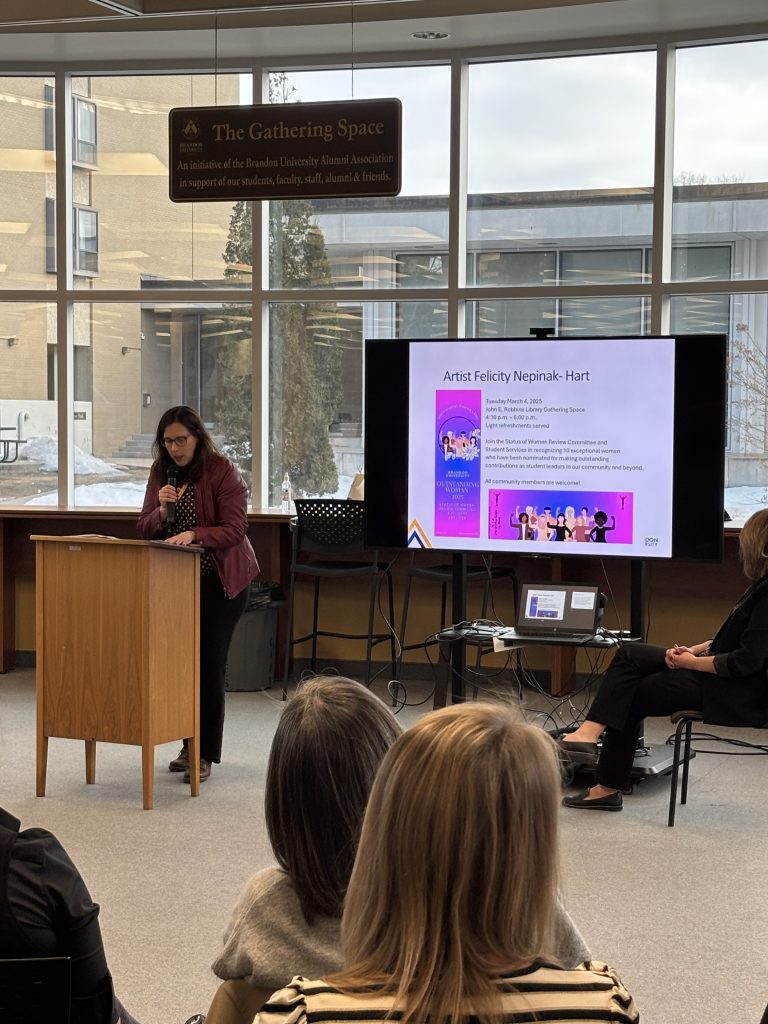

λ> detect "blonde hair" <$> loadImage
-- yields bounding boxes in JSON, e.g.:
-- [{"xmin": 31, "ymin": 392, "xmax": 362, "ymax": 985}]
[
  {"xmin": 739, "ymin": 508, "xmax": 768, "ymax": 581},
  {"xmin": 332, "ymin": 703, "xmax": 561, "ymax": 1024}
]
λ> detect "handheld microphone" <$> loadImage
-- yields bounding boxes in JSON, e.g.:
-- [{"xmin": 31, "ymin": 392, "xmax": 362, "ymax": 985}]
[{"xmin": 166, "ymin": 468, "xmax": 178, "ymax": 526}]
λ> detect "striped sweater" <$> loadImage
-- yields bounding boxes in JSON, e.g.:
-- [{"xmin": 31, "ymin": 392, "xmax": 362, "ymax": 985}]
[{"xmin": 257, "ymin": 965, "xmax": 639, "ymax": 1024}]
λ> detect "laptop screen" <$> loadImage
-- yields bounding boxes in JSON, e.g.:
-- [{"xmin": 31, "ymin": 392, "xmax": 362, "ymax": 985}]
[{"xmin": 516, "ymin": 582, "xmax": 601, "ymax": 636}]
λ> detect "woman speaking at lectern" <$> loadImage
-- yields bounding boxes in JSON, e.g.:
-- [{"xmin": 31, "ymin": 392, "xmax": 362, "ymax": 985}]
[
  {"xmin": 138, "ymin": 406, "xmax": 259, "ymax": 784},
  {"xmin": 561, "ymin": 508, "xmax": 768, "ymax": 811}
]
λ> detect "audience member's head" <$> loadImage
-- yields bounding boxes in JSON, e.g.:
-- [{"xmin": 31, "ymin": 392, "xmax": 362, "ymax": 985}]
[
  {"xmin": 265, "ymin": 676, "xmax": 401, "ymax": 923},
  {"xmin": 739, "ymin": 508, "xmax": 768, "ymax": 580},
  {"xmin": 336, "ymin": 703, "xmax": 562, "ymax": 1024}
]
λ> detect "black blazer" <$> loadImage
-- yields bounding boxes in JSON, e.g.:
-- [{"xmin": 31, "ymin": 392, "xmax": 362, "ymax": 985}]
[{"xmin": 704, "ymin": 576, "xmax": 768, "ymax": 727}]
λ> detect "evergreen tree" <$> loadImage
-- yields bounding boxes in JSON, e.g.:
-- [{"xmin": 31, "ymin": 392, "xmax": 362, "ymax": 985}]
[{"xmin": 217, "ymin": 74, "xmax": 342, "ymax": 500}]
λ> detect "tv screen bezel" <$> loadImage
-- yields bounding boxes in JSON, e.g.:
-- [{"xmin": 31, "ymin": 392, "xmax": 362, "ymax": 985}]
[{"xmin": 363, "ymin": 334, "xmax": 726, "ymax": 563}]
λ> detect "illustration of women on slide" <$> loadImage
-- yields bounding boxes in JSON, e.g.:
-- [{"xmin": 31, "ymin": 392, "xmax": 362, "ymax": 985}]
[
  {"xmin": 573, "ymin": 513, "xmax": 592, "ymax": 543},
  {"xmin": 590, "ymin": 510, "xmax": 616, "ymax": 543},
  {"xmin": 551, "ymin": 512, "xmax": 573, "ymax": 542},
  {"xmin": 511, "ymin": 508, "xmax": 535, "ymax": 540},
  {"xmin": 564, "ymin": 505, "xmax": 576, "ymax": 540},
  {"xmin": 464, "ymin": 435, "xmax": 480, "ymax": 460},
  {"xmin": 537, "ymin": 506, "xmax": 555, "ymax": 541}
]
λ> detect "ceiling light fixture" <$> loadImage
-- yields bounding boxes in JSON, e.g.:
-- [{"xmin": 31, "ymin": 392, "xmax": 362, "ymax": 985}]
[
  {"xmin": 411, "ymin": 30, "xmax": 450, "ymax": 40},
  {"xmin": 89, "ymin": 0, "xmax": 143, "ymax": 14}
]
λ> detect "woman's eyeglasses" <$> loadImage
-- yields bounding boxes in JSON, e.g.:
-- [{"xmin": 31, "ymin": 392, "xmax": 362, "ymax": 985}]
[{"xmin": 162, "ymin": 434, "xmax": 191, "ymax": 449}]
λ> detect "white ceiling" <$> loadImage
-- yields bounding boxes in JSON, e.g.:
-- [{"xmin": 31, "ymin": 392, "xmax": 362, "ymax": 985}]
[{"xmin": 1, "ymin": 0, "xmax": 767, "ymax": 65}]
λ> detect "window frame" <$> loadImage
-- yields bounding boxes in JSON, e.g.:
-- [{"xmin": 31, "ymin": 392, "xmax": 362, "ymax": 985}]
[
  {"xmin": 73, "ymin": 205, "xmax": 100, "ymax": 276},
  {"xmin": 44, "ymin": 86, "xmax": 99, "ymax": 167}
]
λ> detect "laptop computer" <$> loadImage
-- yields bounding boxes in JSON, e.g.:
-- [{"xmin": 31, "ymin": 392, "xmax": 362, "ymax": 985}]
[{"xmin": 514, "ymin": 581, "xmax": 602, "ymax": 640}]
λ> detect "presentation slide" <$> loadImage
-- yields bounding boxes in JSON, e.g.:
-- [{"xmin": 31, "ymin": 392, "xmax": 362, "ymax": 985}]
[
  {"xmin": 526, "ymin": 589, "xmax": 566, "ymax": 620},
  {"xmin": 407, "ymin": 337, "xmax": 676, "ymax": 557}
]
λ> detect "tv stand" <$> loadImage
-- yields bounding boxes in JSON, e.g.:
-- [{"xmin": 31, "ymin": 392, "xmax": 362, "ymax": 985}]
[
  {"xmin": 438, "ymin": 554, "xmax": 649, "ymax": 706},
  {"xmin": 446, "ymin": 551, "xmax": 469, "ymax": 704}
]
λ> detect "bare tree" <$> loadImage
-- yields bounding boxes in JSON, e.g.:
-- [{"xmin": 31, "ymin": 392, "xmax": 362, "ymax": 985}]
[{"xmin": 728, "ymin": 321, "xmax": 768, "ymax": 456}]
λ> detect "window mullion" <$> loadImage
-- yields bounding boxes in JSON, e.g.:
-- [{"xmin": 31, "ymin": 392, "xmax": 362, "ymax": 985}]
[{"xmin": 55, "ymin": 69, "xmax": 74, "ymax": 507}]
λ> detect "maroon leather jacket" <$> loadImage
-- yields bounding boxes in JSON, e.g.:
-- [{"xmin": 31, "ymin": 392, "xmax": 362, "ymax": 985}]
[{"xmin": 138, "ymin": 453, "xmax": 259, "ymax": 598}]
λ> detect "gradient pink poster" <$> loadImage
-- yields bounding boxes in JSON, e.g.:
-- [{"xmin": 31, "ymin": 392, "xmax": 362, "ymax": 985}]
[{"xmin": 434, "ymin": 389, "xmax": 481, "ymax": 537}]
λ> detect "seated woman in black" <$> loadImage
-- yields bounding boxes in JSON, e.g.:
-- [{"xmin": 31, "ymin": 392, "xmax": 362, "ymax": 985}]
[
  {"xmin": 0, "ymin": 807, "xmax": 139, "ymax": 1023},
  {"xmin": 561, "ymin": 507, "xmax": 768, "ymax": 811}
]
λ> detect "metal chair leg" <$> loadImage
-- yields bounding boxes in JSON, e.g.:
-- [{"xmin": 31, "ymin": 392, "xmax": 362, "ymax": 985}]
[
  {"xmin": 281, "ymin": 569, "xmax": 297, "ymax": 700},
  {"xmin": 667, "ymin": 717, "xmax": 686, "ymax": 827},
  {"xmin": 386, "ymin": 568, "xmax": 397, "ymax": 680},
  {"xmin": 365, "ymin": 572, "xmax": 378, "ymax": 685},
  {"xmin": 397, "ymin": 572, "xmax": 413, "ymax": 680},
  {"xmin": 472, "ymin": 576, "xmax": 494, "ymax": 699},
  {"xmin": 680, "ymin": 718, "xmax": 695, "ymax": 805},
  {"xmin": 310, "ymin": 577, "xmax": 320, "ymax": 671}
]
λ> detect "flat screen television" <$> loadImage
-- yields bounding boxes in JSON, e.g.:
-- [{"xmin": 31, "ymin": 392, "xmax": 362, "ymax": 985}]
[{"xmin": 364, "ymin": 335, "xmax": 726, "ymax": 562}]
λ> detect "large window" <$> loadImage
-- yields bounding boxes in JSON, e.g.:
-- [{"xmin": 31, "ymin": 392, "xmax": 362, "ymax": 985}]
[
  {"xmin": 2, "ymin": 39, "xmax": 768, "ymax": 514},
  {"xmin": 269, "ymin": 67, "xmax": 450, "ymax": 290},
  {"xmin": 673, "ymin": 40, "xmax": 768, "ymax": 284},
  {"xmin": 467, "ymin": 52, "xmax": 656, "ymax": 273},
  {"xmin": 76, "ymin": 74, "xmax": 247, "ymax": 291},
  {"xmin": 0, "ymin": 303, "xmax": 58, "ymax": 505},
  {"xmin": 0, "ymin": 78, "xmax": 55, "ymax": 290},
  {"xmin": 70, "ymin": 302, "xmax": 254, "ymax": 505},
  {"xmin": 268, "ymin": 299, "xmax": 447, "ymax": 505}
]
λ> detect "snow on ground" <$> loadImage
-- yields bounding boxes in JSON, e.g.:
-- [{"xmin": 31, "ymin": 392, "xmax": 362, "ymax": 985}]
[
  {"xmin": 21, "ymin": 436, "xmax": 126, "ymax": 476},
  {"xmin": 722, "ymin": 486, "xmax": 768, "ymax": 527},
  {"xmin": 25, "ymin": 482, "xmax": 148, "ymax": 506},
  {"xmin": 24, "ymin": 474, "xmax": 354, "ymax": 507}
]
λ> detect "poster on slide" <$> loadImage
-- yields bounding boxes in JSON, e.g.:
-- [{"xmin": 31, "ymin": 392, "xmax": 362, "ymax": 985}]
[{"xmin": 407, "ymin": 337, "xmax": 675, "ymax": 557}]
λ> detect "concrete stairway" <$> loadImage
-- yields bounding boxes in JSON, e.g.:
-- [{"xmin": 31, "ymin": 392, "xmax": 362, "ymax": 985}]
[{"xmin": 111, "ymin": 433, "xmax": 155, "ymax": 460}]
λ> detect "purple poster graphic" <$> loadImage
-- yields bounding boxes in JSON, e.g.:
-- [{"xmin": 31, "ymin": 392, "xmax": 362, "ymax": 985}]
[
  {"xmin": 435, "ymin": 390, "xmax": 482, "ymax": 538},
  {"xmin": 488, "ymin": 489, "xmax": 634, "ymax": 544}
]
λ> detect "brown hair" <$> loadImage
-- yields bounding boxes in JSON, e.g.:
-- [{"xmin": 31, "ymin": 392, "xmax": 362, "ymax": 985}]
[
  {"xmin": 332, "ymin": 703, "xmax": 561, "ymax": 1024},
  {"xmin": 739, "ymin": 508, "xmax": 768, "ymax": 581},
  {"xmin": 264, "ymin": 676, "xmax": 401, "ymax": 923},
  {"xmin": 151, "ymin": 405, "xmax": 219, "ymax": 482}
]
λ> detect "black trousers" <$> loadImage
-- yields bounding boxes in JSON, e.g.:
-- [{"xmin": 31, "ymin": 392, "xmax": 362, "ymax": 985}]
[
  {"xmin": 192, "ymin": 573, "xmax": 248, "ymax": 763},
  {"xmin": 588, "ymin": 642, "xmax": 705, "ymax": 790}
]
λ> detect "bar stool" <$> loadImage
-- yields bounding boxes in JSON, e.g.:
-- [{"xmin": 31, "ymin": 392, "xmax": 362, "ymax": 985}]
[
  {"xmin": 282, "ymin": 498, "xmax": 396, "ymax": 697},
  {"xmin": 397, "ymin": 553, "xmax": 517, "ymax": 689}
]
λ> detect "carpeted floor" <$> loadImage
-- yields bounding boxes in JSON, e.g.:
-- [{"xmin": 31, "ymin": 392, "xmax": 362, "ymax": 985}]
[{"xmin": 1, "ymin": 667, "xmax": 766, "ymax": 1024}]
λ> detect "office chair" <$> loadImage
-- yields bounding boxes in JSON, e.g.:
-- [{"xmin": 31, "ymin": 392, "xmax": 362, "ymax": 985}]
[
  {"xmin": 0, "ymin": 956, "xmax": 70, "ymax": 1023},
  {"xmin": 281, "ymin": 498, "xmax": 396, "ymax": 697}
]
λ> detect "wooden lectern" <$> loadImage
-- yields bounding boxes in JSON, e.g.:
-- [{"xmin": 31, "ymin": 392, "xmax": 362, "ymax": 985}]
[{"xmin": 33, "ymin": 535, "xmax": 201, "ymax": 810}]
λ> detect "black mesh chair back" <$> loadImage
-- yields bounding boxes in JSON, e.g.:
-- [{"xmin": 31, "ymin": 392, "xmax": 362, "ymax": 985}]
[
  {"xmin": 293, "ymin": 498, "xmax": 366, "ymax": 557},
  {"xmin": 282, "ymin": 499, "xmax": 396, "ymax": 694},
  {"xmin": 0, "ymin": 956, "xmax": 70, "ymax": 1023}
]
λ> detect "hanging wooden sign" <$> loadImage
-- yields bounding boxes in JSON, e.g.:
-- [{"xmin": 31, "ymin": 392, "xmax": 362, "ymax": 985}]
[{"xmin": 169, "ymin": 98, "xmax": 402, "ymax": 201}]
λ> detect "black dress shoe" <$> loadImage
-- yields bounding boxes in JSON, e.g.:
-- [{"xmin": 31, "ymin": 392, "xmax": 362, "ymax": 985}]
[
  {"xmin": 562, "ymin": 788, "xmax": 623, "ymax": 811},
  {"xmin": 558, "ymin": 738, "xmax": 599, "ymax": 766}
]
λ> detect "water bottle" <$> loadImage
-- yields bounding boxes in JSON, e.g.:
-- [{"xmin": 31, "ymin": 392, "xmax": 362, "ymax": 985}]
[{"xmin": 281, "ymin": 472, "xmax": 292, "ymax": 512}]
